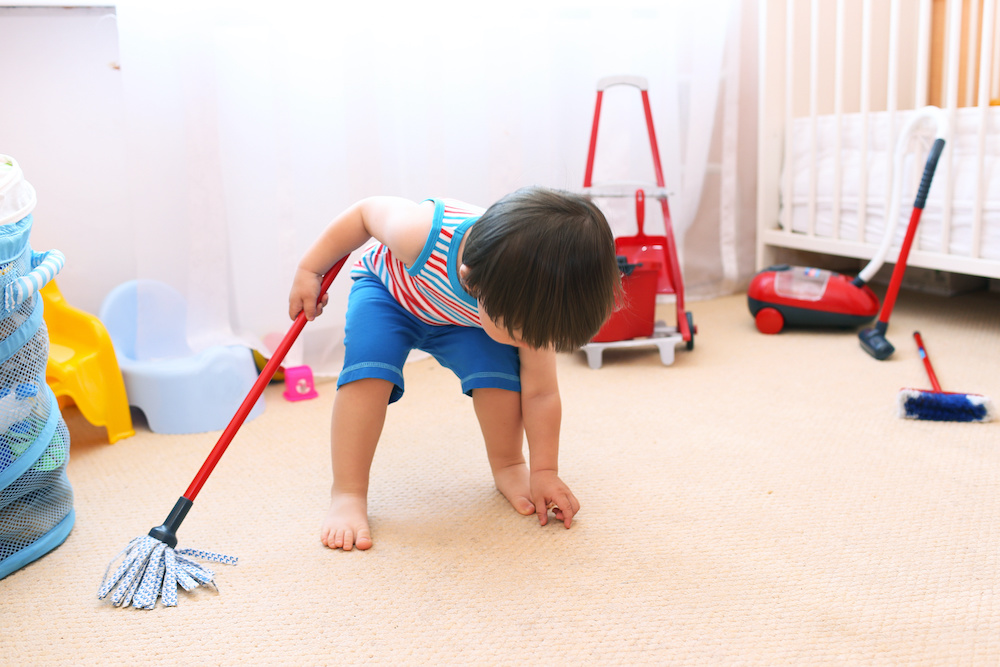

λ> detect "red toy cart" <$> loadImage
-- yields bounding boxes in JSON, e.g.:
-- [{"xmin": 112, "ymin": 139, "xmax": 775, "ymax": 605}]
[{"xmin": 579, "ymin": 76, "xmax": 696, "ymax": 369}]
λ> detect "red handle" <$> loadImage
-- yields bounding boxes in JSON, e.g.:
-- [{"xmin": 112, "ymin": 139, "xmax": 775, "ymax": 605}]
[
  {"xmin": 641, "ymin": 90, "xmax": 666, "ymax": 189},
  {"xmin": 184, "ymin": 258, "xmax": 347, "ymax": 500},
  {"xmin": 635, "ymin": 189, "xmax": 645, "ymax": 235},
  {"xmin": 583, "ymin": 91, "xmax": 604, "ymax": 188},
  {"xmin": 913, "ymin": 331, "xmax": 943, "ymax": 393}
]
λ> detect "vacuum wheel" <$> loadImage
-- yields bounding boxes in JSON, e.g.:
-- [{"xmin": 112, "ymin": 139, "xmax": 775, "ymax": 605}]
[
  {"xmin": 685, "ymin": 311, "xmax": 696, "ymax": 350},
  {"xmin": 754, "ymin": 307, "xmax": 784, "ymax": 334}
]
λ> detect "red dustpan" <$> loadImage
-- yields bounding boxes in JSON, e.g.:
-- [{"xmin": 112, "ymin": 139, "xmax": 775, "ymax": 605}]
[
  {"xmin": 614, "ymin": 189, "xmax": 691, "ymax": 344},
  {"xmin": 615, "ymin": 189, "xmax": 671, "ymax": 293}
]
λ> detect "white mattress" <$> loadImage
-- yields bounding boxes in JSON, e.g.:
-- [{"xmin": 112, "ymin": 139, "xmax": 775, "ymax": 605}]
[{"xmin": 782, "ymin": 107, "xmax": 1000, "ymax": 261}]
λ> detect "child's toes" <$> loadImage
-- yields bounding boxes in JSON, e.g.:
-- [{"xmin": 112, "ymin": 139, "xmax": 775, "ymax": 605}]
[{"xmin": 355, "ymin": 530, "xmax": 373, "ymax": 550}]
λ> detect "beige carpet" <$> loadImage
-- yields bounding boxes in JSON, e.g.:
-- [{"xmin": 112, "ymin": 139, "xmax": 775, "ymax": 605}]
[{"xmin": 3, "ymin": 288, "xmax": 1000, "ymax": 664}]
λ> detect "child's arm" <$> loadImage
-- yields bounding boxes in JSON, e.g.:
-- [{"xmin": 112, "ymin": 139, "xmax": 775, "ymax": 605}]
[
  {"xmin": 518, "ymin": 347, "xmax": 580, "ymax": 528},
  {"xmin": 289, "ymin": 197, "xmax": 434, "ymax": 320}
]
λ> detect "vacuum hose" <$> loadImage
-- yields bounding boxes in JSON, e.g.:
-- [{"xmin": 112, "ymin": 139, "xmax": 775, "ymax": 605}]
[{"xmin": 853, "ymin": 106, "xmax": 949, "ymax": 288}]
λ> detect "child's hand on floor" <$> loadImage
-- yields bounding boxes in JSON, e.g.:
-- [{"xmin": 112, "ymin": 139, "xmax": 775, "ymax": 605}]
[{"xmin": 530, "ymin": 470, "xmax": 580, "ymax": 528}]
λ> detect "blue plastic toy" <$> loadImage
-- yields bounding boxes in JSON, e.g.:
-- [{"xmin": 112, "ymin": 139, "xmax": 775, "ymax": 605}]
[{"xmin": 0, "ymin": 155, "xmax": 73, "ymax": 580}]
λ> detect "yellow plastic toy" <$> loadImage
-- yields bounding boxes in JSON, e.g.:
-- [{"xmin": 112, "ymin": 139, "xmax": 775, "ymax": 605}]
[{"xmin": 41, "ymin": 281, "xmax": 134, "ymax": 443}]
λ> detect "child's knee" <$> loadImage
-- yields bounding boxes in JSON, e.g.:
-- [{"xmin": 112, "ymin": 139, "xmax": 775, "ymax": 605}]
[{"xmin": 337, "ymin": 377, "xmax": 398, "ymax": 403}]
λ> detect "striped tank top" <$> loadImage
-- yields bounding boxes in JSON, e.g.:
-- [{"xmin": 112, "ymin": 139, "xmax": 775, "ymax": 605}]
[{"xmin": 351, "ymin": 198, "xmax": 484, "ymax": 327}]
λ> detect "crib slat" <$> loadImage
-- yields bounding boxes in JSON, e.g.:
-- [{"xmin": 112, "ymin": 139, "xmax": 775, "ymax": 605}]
[
  {"xmin": 974, "ymin": 0, "xmax": 997, "ymax": 261},
  {"xmin": 782, "ymin": 0, "xmax": 794, "ymax": 238},
  {"xmin": 888, "ymin": 0, "xmax": 900, "ymax": 114},
  {"xmin": 916, "ymin": 0, "xmax": 932, "ymax": 107},
  {"xmin": 833, "ymin": 0, "xmax": 845, "ymax": 240},
  {"xmin": 941, "ymin": 0, "xmax": 963, "ymax": 256},
  {"xmin": 859, "ymin": 0, "xmax": 872, "ymax": 244},
  {"xmin": 808, "ymin": 0, "xmax": 819, "ymax": 238},
  {"xmin": 994, "ymin": 2, "xmax": 1000, "ymax": 101},
  {"xmin": 967, "ymin": 0, "xmax": 982, "ymax": 109},
  {"xmin": 886, "ymin": 0, "xmax": 900, "ymax": 248}
]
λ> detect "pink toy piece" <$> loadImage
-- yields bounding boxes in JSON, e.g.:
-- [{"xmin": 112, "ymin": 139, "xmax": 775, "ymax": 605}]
[{"xmin": 283, "ymin": 365, "xmax": 319, "ymax": 402}]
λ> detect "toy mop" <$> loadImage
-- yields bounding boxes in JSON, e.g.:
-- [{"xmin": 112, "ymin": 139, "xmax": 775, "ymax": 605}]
[
  {"xmin": 897, "ymin": 331, "xmax": 995, "ymax": 423},
  {"xmin": 0, "ymin": 155, "xmax": 72, "ymax": 580},
  {"xmin": 98, "ymin": 258, "xmax": 346, "ymax": 609}
]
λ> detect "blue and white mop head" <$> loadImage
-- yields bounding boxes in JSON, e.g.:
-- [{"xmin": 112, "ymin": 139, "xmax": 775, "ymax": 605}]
[
  {"xmin": 98, "ymin": 535, "xmax": 237, "ymax": 609},
  {"xmin": 897, "ymin": 389, "xmax": 996, "ymax": 423},
  {"xmin": 897, "ymin": 332, "xmax": 996, "ymax": 423}
]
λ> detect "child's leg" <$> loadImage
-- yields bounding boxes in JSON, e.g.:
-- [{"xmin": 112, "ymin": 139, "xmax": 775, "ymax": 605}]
[
  {"xmin": 326, "ymin": 277, "xmax": 418, "ymax": 551},
  {"xmin": 322, "ymin": 377, "xmax": 394, "ymax": 551},
  {"xmin": 472, "ymin": 388, "xmax": 534, "ymax": 517},
  {"xmin": 422, "ymin": 325, "xmax": 525, "ymax": 515}
]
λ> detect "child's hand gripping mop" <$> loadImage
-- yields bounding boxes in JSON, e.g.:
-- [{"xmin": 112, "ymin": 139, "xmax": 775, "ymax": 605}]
[
  {"xmin": 897, "ymin": 331, "xmax": 996, "ymax": 422},
  {"xmin": 859, "ymin": 107, "xmax": 949, "ymax": 360},
  {"xmin": 98, "ymin": 260, "xmax": 346, "ymax": 609}
]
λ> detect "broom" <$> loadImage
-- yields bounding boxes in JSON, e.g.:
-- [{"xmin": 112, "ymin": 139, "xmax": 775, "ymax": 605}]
[
  {"xmin": 897, "ymin": 331, "xmax": 996, "ymax": 423},
  {"xmin": 98, "ymin": 260, "xmax": 346, "ymax": 609}
]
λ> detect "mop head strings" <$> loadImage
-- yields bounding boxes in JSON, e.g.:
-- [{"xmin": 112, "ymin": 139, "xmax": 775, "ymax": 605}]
[
  {"xmin": 897, "ymin": 389, "xmax": 997, "ymax": 423},
  {"xmin": 97, "ymin": 535, "xmax": 237, "ymax": 609}
]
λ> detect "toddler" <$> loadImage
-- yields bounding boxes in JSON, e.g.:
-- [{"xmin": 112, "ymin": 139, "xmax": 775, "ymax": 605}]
[{"xmin": 288, "ymin": 187, "xmax": 621, "ymax": 550}]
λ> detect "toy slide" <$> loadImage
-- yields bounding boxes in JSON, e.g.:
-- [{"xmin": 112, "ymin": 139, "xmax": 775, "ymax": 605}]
[{"xmin": 42, "ymin": 281, "xmax": 134, "ymax": 443}]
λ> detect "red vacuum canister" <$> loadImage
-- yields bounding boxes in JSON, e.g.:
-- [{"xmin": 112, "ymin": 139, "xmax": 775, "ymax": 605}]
[{"xmin": 747, "ymin": 264, "xmax": 879, "ymax": 334}]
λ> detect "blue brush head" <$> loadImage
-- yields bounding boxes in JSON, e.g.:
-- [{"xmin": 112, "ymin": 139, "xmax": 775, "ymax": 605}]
[{"xmin": 897, "ymin": 389, "xmax": 996, "ymax": 423}]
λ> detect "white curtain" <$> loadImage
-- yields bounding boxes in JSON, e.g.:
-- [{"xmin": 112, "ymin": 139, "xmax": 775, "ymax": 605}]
[{"xmin": 114, "ymin": 0, "xmax": 754, "ymax": 376}]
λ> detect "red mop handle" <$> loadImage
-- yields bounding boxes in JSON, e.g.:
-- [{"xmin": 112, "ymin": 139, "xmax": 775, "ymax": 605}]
[
  {"xmin": 184, "ymin": 258, "xmax": 347, "ymax": 501},
  {"xmin": 913, "ymin": 331, "xmax": 943, "ymax": 393}
]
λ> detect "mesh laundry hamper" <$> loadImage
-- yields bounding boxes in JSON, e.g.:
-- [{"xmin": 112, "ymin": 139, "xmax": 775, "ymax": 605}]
[{"xmin": 0, "ymin": 156, "xmax": 71, "ymax": 580}]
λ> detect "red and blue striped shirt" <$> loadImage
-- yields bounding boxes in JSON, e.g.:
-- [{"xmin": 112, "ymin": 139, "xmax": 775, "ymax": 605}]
[{"xmin": 351, "ymin": 198, "xmax": 484, "ymax": 327}]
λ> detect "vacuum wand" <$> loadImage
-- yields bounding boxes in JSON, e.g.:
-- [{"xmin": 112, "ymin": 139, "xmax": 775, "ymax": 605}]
[{"xmin": 859, "ymin": 135, "xmax": 945, "ymax": 360}]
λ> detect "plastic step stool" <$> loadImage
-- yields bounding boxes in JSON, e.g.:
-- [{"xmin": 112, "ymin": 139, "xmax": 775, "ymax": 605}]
[{"xmin": 41, "ymin": 281, "xmax": 134, "ymax": 444}]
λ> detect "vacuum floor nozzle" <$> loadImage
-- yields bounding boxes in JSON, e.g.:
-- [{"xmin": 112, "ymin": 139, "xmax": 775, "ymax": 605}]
[{"xmin": 859, "ymin": 325, "xmax": 894, "ymax": 360}]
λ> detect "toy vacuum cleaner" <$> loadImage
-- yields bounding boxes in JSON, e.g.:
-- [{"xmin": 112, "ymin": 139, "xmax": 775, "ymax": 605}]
[{"xmin": 748, "ymin": 107, "xmax": 949, "ymax": 343}]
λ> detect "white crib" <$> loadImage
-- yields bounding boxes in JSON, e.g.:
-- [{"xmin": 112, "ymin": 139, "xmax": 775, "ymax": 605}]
[{"xmin": 757, "ymin": 0, "xmax": 1000, "ymax": 282}]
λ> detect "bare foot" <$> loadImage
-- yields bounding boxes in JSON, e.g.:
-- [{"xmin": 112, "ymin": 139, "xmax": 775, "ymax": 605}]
[
  {"xmin": 492, "ymin": 462, "xmax": 535, "ymax": 516},
  {"xmin": 320, "ymin": 492, "xmax": 373, "ymax": 551}
]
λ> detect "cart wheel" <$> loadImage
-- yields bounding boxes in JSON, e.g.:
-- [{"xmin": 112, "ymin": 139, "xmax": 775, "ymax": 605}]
[
  {"xmin": 754, "ymin": 307, "xmax": 784, "ymax": 334},
  {"xmin": 685, "ymin": 311, "xmax": 695, "ymax": 350}
]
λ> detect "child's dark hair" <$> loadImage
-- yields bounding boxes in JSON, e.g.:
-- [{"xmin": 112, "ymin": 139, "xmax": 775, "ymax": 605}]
[{"xmin": 461, "ymin": 186, "xmax": 622, "ymax": 352}]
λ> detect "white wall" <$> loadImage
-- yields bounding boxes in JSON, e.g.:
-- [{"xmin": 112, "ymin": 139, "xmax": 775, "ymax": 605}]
[
  {"xmin": 0, "ymin": 6, "xmax": 132, "ymax": 316},
  {"xmin": 0, "ymin": 1, "xmax": 757, "ymax": 351}
]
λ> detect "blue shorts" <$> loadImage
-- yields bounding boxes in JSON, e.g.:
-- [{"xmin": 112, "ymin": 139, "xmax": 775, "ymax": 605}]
[{"xmin": 337, "ymin": 277, "xmax": 521, "ymax": 403}]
